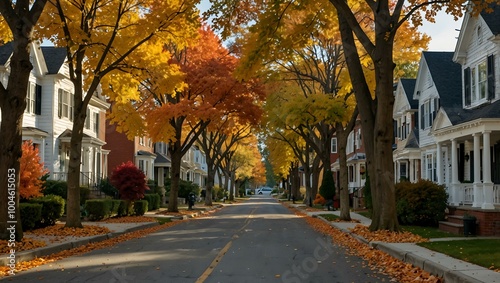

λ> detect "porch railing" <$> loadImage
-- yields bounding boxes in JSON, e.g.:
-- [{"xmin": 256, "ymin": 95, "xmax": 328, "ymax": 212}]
[
  {"xmin": 454, "ymin": 183, "xmax": 500, "ymax": 206},
  {"xmin": 51, "ymin": 172, "xmax": 101, "ymax": 191}
]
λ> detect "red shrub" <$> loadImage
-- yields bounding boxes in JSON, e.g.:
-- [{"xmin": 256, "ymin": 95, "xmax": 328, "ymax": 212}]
[{"xmin": 110, "ymin": 161, "xmax": 149, "ymax": 201}]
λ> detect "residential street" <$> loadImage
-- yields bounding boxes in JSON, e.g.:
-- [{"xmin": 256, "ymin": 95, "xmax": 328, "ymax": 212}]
[{"xmin": 3, "ymin": 196, "xmax": 394, "ymax": 283}]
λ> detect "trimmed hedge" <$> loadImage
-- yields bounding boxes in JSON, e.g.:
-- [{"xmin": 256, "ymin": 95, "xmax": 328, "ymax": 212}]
[
  {"xmin": 133, "ymin": 200, "xmax": 148, "ymax": 216},
  {"xmin": 42, "ymin": 180, "xmax": 67, "ymax": 199},
  {"xmin": 29, "ymin": 194, "xmax": 65, "ymax": 227},
  {"xmin": 85, "ymin": 199, "xmax": 112, "ymax": 221},
  {"xmin": 396, "ymin": 179, "xmax": 448, "ymax": 226},
  {"xmin": 20, "ymin": 203, "xmax": 42, "ymax": 230},
  {"xmin": 142, "ymin": 193, "xmax": 160, "ymax": 210},
  {"xmin": 118, "ymin": 200, "xmax": 132, "ymax": 217}
]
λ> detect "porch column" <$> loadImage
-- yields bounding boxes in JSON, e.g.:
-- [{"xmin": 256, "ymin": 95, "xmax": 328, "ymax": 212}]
[
  {"xmin": 482, "ymin": 131, "xmax": 495, "ymax": 209},
  {"xmin": 394, "ymin": 161, "xmax": 398, "ymax": 183},
  {"xmin": 436, "ymin": 143, "xmax": 443, "ymax": 184},
  {"xmin": 157, "ymin": 167, "xmax": 166, "ymax": 204},
  {"xmin": 450, "ymin": 139, "xmax": 460, "ymax": 206},
  {"xmin": 472, "ymin": 133, "xmax": 483, "ymax": 207},
  {"xmin": 409, "ymin": 158, "xmax": 415, "ymax": 183}
]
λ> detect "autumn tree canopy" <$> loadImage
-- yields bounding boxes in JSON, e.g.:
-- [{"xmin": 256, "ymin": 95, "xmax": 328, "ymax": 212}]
[
  {"xmin": 34, "ymin": 0, "xmax": 200, "ymax": 228},
  {"xmin": 110, "ymin": 25, "xmax": 265, "ymax": 211}
]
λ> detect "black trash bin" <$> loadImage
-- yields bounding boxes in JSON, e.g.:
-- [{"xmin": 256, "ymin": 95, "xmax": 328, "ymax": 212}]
[{"xmin": 463, "ymin": 215, "xmax": 477, "ymax": 236}]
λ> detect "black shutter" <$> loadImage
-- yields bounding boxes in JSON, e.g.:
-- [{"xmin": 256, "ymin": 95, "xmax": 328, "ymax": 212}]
[
  {"xmin": 420, "ymin": 104, "xmax": 424, "ymax": 129},
  {"xmin": 35, "ymin": 84, "xmax": 42, "ymax": 115},
  {"xmin": 58, "ymin": 89, "xmax": 62, "ymax": 118},
  {"xmin": 488, "ymin": 55, "xmax": 495, "ymax": 100},
  {"xmin": 464, "ymin": 67, "xmax": 471, "ymax": 106}
]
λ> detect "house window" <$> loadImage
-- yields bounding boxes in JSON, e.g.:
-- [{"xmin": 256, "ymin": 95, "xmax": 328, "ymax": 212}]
[
  {"xmin": 331, "ymin": 138, "xmax": 337, "ymax": 153},
  {"xmin": 58, "ymin": 89, "xmax": 73, "ymax": 120},
  {"xmin": 348, "ymin": 165, "xmax": 354, "ymax": 182},
  {"xmin": 138, "ymin": 160, "xmax": 144, "ymax": 172},
  {"xmin": 25, "ymin": 82, "xmax": 36, "ymax": 114},
  {"xmin": 423, "ymin": 101, "xmax": 430, "ymax": 128},
  {"xmin": 400, "ymin": 162, "xmax": 407, "ymax": 181},
  {"xmin": 139, "ymin": 137, "xmax": 144, "ymax": 145},
  {"xmin": 93, "ymin": 112, "xmax": 99, "ymax": 134},
  {"xmin": 85, "ymin": 109, "xmax": 91, "ymax": 130},
  {"xmin": 465, "ymin": 56, "xmax": 495, "ymax": 106},
  {"xmin": 347, "ymin": 132, "xmax": 354, "ymax": 154}
]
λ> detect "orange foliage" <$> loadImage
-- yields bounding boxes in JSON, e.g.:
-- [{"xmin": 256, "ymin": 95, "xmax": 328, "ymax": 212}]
[
  {"xmin": 19, "ymin": 140, "xmax": 48, "ymax": 199},
  {"xmin": 313, "ymin": 194, "xmax": 326, "ymax": 205}
]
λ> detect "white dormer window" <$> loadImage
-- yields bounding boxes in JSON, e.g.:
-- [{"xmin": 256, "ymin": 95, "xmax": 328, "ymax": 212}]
[{"xmin": 464, "ymin": 55, "xmax": 495, "ymax": 107}]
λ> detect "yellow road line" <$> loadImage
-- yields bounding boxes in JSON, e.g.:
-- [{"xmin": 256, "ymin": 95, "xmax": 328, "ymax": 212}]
[{"xmin": 195, "ymin": 208, "xmax": 256, "ymax": 283}]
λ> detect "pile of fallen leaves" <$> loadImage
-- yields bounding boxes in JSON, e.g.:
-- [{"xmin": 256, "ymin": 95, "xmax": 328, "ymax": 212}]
[
  {"xmin": 0, "ymin": 238, "xmax": 46, "ymax": 254},
  {"xmin": 26, "ymin": 224, "xmax": 111, "ymax": 237},
  {"xmin": 289, "ymin": 206, "xmax": 443, "ymax": 283},
  {"xmin": 155, "ymin": 209, "xmax": 205, "ymax": 217},
  {"xmin": 350, "ymin": 224, "xmax": 429, "ymax": 243},
  {"xmin": 0, "ymin": 221, "xmax": 180, "ymax": 277},
  {"xmin": 101, "ymin": 216, "xmax": 157, "ymax": 223}
]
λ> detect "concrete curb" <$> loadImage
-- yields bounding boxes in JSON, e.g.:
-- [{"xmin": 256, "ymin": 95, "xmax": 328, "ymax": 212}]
[{"xmin": 314, "ymin": 213, "xmax": 500, "ymax": 283}]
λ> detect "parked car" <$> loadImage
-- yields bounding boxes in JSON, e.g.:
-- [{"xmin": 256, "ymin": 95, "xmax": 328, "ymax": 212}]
[{"xmin": 257, "ymin": 187, "xmax": 272, "ymax": 195}]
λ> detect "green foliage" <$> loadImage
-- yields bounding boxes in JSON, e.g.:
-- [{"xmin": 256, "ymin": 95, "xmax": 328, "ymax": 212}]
[
  {"xmin": 212, "ymin": 185, "xmax": 225, "ymax": 200},
  {"xmin": 133, "ymin": 200, "xmax": 148, "ymax": 216},
  {"xmin": 319, "ymin": 170, "xmax": 335, "ymax": 200},
  {"xmin": 110, "ymin": 200, "xmax": 122, "ymax": 215},
  {"xmin": 98, "ymin": 178, "xmax": 119, "ymax": 198},
  {"xmin": 85, "ymin": 199, "xmax": 113, "ymax": 221},
  {"xmin": 396, "ymin": 180, "xmax": 448, "ymax": 226},
  {"xmin": 165, "ymin": 178, "xmax": 200, "ymax": 198},
  {"xmin": 29, "ymin": 194, "xmax": 66, "ymax": 227},
  {"xmin": 117, "ymin": 200, "xmax": 132, "ymax": 217},
  {"xmin": 19, "ymin": 203, "xmax": 42, "ymax": 231},
  {"xmin": 42, "ymin": 180, "xmax": 67, "ymax": 199},
  {"xmin": 80, "ymin": 186, "xmax": 90, "ymax": 205},
  {"xmin": 142, "ymin": 193, "xmax": 160, "ymax": 210},
  {"xmin": 363, "ymin": 172, "xmax": 372, "ymax": 213}
]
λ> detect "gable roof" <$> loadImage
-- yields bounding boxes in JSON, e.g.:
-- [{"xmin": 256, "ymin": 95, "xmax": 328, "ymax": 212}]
[
  {"xmin": 0, "ymin": 42, "xmax": 13, "ymax": 65},
  {"xmin": 481, "ymin": 3, "xmax": 500, "ymax": 36},
  {"xmin": 400, "ymin": 78, "xmax": 417, "ymax": 109},
  {"xmin": 423, "ymin": 52, "xmax": 462, "ymax": 111},
  {"xmin": 41, "ymin": 47, "xmax": 67, "ymax": 74}
]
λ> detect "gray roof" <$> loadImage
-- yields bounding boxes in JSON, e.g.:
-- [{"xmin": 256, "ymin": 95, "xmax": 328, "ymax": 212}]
[
  {"xmin": 41, "ymin": 47, "xmax": 66, "ymax": 74},
  {"xmin": 404, "ymin": 129, "xmax": 419, "ymax": 149},
  {"xmin": 154, "ymin": 153, "xmax": 171, "ymax": 165},
  {"xmin": 400, "ymin": 78, "xmax": 417, "ymax": 109},
  {"xmin": 0, "ymin": 42, "xmax": 13, "ymax": 65},
  {"xmin": 423, "ymin": 52, "xmax": 462, "ymax": 111},
  {"xmin": 446, "ymin": 100, "xmax": 500, "ymax": 125},
  {"xmin": 481, "ymin": 3, "xmax": 500, "ymax": 36}
]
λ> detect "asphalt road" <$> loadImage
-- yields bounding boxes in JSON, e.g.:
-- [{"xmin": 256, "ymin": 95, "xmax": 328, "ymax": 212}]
[{"xmin": 3, "ymin": 196, "xmax": 395, "ymax": 283}]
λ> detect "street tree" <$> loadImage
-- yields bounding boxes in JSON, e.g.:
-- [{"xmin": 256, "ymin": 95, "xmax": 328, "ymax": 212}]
[
  {"xmin": 0, "ymin": 0, "xmax": 48, "ymax": 241},
  {"xmin": 206, "ymin": 0, "xmax": 435, "ymax": 230},
  {"xmin": 110, "ymin": 25, "xmax": 264, "ymax": 211},
  {"xmin": 35, "ymin": 0, "xmax": 199, "ymax": 227}
]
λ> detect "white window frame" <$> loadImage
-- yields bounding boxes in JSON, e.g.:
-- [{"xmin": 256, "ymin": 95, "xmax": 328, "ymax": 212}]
[
  {"xmin": 59, "ymin": 89, "xmax": 74, "ymax": 121},
  {"xmin": 25, "ymin": 82, "xmax": 36, "ymax": 114},
  {"xmin": 331, "ymin": 138, "xmax": 337, "ymax": 153}
]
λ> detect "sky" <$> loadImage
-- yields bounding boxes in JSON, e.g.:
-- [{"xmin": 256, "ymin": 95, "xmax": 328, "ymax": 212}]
[{"xmin": 418, "ymin": 11, "xmax": 464, "ymax": 51}]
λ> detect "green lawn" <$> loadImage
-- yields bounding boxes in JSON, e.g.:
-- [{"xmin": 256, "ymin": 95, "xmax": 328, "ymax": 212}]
[
  {"xmin": 418, "ymin": 239, "xmax": 500, "ymax": 270},
  {"xmin": 401, "ymin": 225, "xmax": 460, "ymax": 239}
]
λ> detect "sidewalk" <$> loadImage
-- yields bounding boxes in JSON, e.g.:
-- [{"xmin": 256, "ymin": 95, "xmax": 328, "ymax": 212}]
[
  {"xmin": 292, "ymin": 204, "xmax": 500, "ymax": 283},
  {"xmin": 1, "ymin": 205, "xmax": 222, "ymax": 267}
]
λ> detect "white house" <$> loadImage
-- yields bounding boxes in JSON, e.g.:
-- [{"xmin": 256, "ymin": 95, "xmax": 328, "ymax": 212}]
[{"xmin": 0, "ymin": 42, "xmax": 110, "ymax": 187}]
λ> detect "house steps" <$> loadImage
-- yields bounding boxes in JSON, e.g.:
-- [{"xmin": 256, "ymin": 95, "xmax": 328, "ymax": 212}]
[{"xmin": 438, "ymin": 216, "xmax": 464, "ymax": 235}]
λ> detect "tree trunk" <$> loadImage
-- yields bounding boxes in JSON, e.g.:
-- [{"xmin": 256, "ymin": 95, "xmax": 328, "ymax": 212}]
[
  {"xmin": 0, "ymin": 39, "xmax": 31, "ymax": 240},
  {"xmin": 167, "ymin": 143, "xmax": 182, "ymax": 212},
  {"xmin": 337, "ymin": 7, "xmax": 398, "ymax": 231},
  {"xmin": 65, "ymin": 101, "xmax": 86, "ymax": 228},
  {"xmin": 336, "ymin": 125, "xmax": 351, "ymax": 221},
  {"xmin": 204, "ymin": 164, "xmax": 215, "ymax": 206}
]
